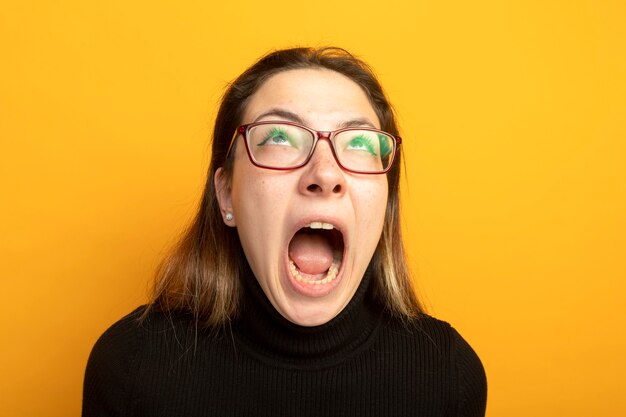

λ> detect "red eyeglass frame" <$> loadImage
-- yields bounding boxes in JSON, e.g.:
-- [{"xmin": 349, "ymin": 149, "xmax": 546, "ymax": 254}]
[{"xmin": 225, "ymin": 121, "xmax": 402, "ymax": 175}]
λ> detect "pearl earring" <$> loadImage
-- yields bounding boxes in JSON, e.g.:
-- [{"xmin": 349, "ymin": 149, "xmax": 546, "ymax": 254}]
[{"xmin": 225, "ymin": 212, "xmax": 233, "ymax": 222}]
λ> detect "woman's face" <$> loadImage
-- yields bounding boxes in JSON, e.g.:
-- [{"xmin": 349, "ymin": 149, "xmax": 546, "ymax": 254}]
[{"xmin": 215, "ymin": 68, "xmax": 388, "ymax": 326}]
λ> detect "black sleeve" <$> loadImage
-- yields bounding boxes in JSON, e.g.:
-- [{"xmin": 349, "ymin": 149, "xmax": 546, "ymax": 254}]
[
  {"xmin": 452, "ymin": 328, "xmax": 488, "ymax": 417},
  {"xmin": 82, "ymin": 307, "xmax": 145, "ymax": 417}
]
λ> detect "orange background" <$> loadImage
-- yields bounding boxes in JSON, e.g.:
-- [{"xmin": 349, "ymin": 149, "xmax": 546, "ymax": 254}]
[{"xmin": 1, "ymin": 1, "xmax": 625, "ymax": 416}]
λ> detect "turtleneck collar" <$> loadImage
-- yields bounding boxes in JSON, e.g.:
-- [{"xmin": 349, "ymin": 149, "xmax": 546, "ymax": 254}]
[{"xmin": 233, "ymin": 263, "xmax": 384, "ymax": 369}]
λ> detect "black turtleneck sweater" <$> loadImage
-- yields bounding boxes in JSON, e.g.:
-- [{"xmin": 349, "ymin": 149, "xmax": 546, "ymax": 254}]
[{"xmin": 83, "ymin": 270, "xmax": 487, "ymax": 416}]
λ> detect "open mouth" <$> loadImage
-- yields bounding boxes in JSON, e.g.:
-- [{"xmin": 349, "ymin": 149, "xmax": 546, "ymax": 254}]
[{"xmin": 287, "ymin": 222, "xmax": 345, "ymax": 285}]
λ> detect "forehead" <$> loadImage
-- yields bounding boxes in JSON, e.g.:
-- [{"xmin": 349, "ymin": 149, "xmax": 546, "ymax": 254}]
[{"xmin": 242, "ymin": 68, "xmax": 380, "ymax": 129}]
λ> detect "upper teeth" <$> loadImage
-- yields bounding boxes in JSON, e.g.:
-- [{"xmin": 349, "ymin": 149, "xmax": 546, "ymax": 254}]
[{"xmin": 307, "ymin": 222, "xmax": 334, "ymax": 230}]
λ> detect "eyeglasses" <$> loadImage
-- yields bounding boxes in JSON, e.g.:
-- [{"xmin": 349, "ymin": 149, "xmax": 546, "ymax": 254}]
[{"xmin": 227, "ymin": 121, "xmax": 401, "ymax": 174}]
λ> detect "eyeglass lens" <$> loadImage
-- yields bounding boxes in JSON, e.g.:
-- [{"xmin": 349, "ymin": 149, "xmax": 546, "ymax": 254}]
[{"xmin": 246, "ymin": 123, "xmax": 395, "ymax": 173}]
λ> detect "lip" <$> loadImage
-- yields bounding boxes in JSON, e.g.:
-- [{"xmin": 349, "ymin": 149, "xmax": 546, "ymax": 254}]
[{"xmin": 283, "ymin": 215, "xmax": 348, "ymax": 298}]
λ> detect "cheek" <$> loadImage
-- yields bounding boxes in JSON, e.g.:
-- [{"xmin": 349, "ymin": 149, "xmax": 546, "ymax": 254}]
[
  {"xmin": 230, "ymin": 163, "xmax": 292, "ymax": 243},
  {"xmin": 349, "ymin": 178, "xmax": 388, "ymax": 247},
  {"xmin": 354, "ymin": 178, "xmax": 388, "ymax": 220}
]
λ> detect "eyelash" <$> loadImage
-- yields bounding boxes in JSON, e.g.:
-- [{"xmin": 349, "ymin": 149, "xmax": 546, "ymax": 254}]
[
  {"xmin": 258, "ymin": 128, "xmax": 291, "ymax": 146},
  {"xmin": 348, "ymin": 135, "xmax": 377, "ymax": 156},
  {"xmin": 377, "ymin": 134, "xmax": 392, "ymax": 158}
]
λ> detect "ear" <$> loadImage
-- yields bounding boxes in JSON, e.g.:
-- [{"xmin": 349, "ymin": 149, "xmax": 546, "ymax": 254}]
[{"xmin": 214, "ymin": 167, "xmax": 236, "ymax": 227}]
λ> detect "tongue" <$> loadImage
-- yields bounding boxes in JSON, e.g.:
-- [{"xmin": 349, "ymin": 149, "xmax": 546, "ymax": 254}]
[{"xmin": 288, "ymin": 232, "xmax": 334, "ymax": 275}]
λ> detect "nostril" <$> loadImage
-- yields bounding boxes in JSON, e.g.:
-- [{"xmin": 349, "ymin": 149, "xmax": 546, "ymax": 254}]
[{"xmin": 306, "ymin": 183, "xmax": 342, "ymax": 193}]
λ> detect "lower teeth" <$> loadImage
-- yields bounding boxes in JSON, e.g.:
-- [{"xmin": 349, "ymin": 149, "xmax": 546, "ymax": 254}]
[{"xmin": 289, "ymin": 252, "xmax": 342, "ymax": 285}]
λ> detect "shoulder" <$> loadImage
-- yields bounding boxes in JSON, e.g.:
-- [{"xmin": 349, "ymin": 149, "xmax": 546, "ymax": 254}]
[
  {"xmin": 82, "ymin": 306, "xmax": 148, "ymax": 416},
  {"xmin": 85, "ymin": 306, "xmax": 165, "ymax": 370},
  {"xmin": 83, "ymin": 306, "xmax": 195, "ymax": 416},
  {"xmin": 385, "ymin": 314, "xmax": 481, "ymax": 356},
  {"xmin": 89, "ymin": 306, "xmax": 147, "ymax": 350},
  {"xmin": 85, "ymin": 306, "xmax": 197, "ymax": 370},
  {"xmin": 381, "ymin": 314, "xmax": 488, "ymax": 416},
  {"xmin": 382, "ymin": 313, "xmax": 467, "ymax": 350},
  {"xmin": 418, "ymin": 315, "xmax": 488, "ymax": 417}
]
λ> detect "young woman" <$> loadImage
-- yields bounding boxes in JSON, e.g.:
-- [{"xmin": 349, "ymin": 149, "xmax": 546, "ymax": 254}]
[{"xmin": 83, "ymin": 47, "xmax": 487, "ymax": 417}]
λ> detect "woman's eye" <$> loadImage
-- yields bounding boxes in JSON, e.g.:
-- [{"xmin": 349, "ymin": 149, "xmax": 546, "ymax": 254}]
[
  {"xmin": 258, "ymin": 128, "xmax": 297, "ymax": 148},
  {"xmin": 346, "ymin": 135, "xmax": 377, "ymax": 156}
]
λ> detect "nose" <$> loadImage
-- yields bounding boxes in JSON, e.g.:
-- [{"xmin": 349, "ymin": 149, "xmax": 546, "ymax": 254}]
[{"xmin": 298, "ymin": 138, "xmax": 346, "ymax": 196}]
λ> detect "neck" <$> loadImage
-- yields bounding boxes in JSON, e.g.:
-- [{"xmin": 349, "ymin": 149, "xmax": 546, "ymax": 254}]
[{"xmin": 233, "ymin": 263, "xmax": 384, "ymax": 368}]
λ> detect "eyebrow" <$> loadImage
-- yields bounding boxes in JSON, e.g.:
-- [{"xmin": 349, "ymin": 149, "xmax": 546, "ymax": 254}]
[
  {"xmin": 254, "ymin": 109, "xmax": 304, "ymax": 124},
  {"xmin": 337, "ymin": 118, "xmax": 377, "ymax": 129},
  {"xmin": 253, "ymin": 108, "xmax": 378, "ymax": 130}
]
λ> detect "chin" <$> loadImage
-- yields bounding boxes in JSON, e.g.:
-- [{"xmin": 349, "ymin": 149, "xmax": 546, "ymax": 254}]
[
  {"xmin": 279, "ymin": 300, "xmax": 343, "ymax": 327},
  {"xmin": 277, "ymin": 267, "xmax": 362, "ymax": 327}
]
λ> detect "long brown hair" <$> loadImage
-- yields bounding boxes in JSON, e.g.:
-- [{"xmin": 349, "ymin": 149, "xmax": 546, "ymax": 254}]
[{"xmin": 146, "ymin": 47, "xmax": 424, "ymax": 326}]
